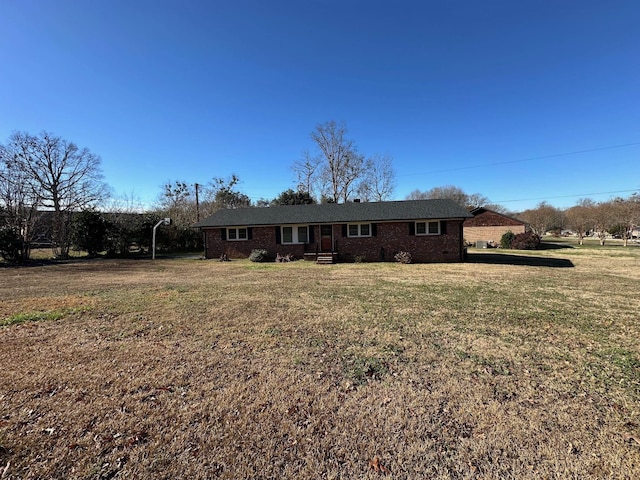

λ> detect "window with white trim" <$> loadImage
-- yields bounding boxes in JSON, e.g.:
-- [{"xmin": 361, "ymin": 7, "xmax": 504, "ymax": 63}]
[
  {"xmin": 416, "ymin": 221, "xmax": 440, "ymax": 235},
  {"xmin": 227, "ymin": 227, "xmax": 248, "ymax": 241},
  {"xmin": 281, "ymin": 225, "xmax": 309, "ymax": 244},
  {"xmin": 347, "ymin": 223, "xmax": 372, "ymax": 237}
]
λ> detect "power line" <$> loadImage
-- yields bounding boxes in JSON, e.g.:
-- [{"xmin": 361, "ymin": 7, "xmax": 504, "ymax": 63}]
[
  {"xmin": 223, "ymin": 141, "xmax": 640, "ymax": 205},
  {"xmin": 495, "ymin": 188, "xmax": 639, "ymax": 206},
  {"xmin": 398, "ymin": 141, "xmax": 640, "ymax": 177},
  {"xmin": 243, "ymin": 187, "xmax": 639, "ymax": 205}
]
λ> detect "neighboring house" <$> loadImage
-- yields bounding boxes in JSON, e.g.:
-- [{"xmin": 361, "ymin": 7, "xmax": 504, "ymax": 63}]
[
  {"xmin": 464, "ymin": 207, "xmax": 526, "ymax": 245},
  {"xmin": 194, "ymin": 199, "xmax": 472, "ymax": 263}
]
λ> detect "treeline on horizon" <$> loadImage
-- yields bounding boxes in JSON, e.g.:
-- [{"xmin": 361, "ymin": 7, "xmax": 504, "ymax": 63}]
[{"xmin": 2, "ymin": 127, "xmax": 639, "ymax": 263}]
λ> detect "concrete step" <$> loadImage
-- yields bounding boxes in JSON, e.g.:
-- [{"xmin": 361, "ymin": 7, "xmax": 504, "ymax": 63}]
[{"xmin": 316, "ymin": 256, "xmax": 335, "ymax": 264}]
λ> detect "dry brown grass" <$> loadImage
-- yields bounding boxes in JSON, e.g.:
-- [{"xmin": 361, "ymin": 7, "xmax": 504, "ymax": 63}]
[{"xmin": 1, "ymin": 244, "xmax": 640, "ymax": 479}]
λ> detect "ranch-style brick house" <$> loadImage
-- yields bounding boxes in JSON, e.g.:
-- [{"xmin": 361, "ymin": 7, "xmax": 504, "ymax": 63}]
[
  {"xmin": 194, "ymin": 199, "xmax": 472, "ymax": 263},
  {"xmin": 464, "ymin": 207, "xmax": 526, "ymax": 246}
]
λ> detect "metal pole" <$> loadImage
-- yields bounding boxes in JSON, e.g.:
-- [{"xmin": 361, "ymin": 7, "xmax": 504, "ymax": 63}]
[{"xmin": 152, "ymin": 219, "xmax": 167, "ymax": 260}]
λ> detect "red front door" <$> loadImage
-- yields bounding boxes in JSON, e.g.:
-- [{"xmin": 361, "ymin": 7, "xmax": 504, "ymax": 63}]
[{"xmin": 320, "ymin": 225, "xmax": 333, "ymax": 252}]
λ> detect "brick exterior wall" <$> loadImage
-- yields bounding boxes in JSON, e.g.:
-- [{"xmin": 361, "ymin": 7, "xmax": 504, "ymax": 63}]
[
  {"xmin": 203, "ymin": 220, "xmax": 466, "ymax": 263},
  {"xmin": 463, "ymin": 210, "xmax": 526, "ymax": 244},
  {"xmin": 464, "ymin": 225, "xmax": 525, "ymax": 244},
  {"xmin": 334, "ymin": 221, "xmax": 464, "ymax": 263},
  {"xmin": 204, "ymin": 225, "xmax": 311, "ymax": 260}
]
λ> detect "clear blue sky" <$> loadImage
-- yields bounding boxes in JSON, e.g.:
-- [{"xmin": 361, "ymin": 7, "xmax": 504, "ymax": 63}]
[{"xmin": 2, "ymin": 0, "xmax": 639, "ymax": 212}]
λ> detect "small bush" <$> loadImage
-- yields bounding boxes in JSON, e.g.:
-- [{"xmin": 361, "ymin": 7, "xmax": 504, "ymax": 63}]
[
  {"xmin": 249, "ymin": 249, "xmax": 269, "ymax": 262},
  {"xmin": 354, "ymin": 255, "xmax": 366, "ymax": 263},
  {"xmin": 511, "ymin": 231, "xmax": 541, "ymax": 250},
  {"xmin": 500, "ymin": 231, "xmax": 516, "ymax": 249},
  {"xmin": 394, "ymin": 251, "xmax": 412, "ymax": 264},
  {"xmin": 0, "ymin": 226, "xmax": 23, "ymax": 263}
]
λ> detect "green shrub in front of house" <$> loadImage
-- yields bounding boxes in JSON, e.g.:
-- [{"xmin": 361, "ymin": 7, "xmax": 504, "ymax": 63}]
[{"xmin": 500, "ymin": 231, "xmax": 516, "ymax": 249}]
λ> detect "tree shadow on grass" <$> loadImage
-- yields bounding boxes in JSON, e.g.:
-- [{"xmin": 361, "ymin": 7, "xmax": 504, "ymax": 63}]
[
  {"xmin": 0, "ymin": 255, "xmax": 148, "ymax": 269},
  {"xmin": 538, "ymin": 241, "xmax": 575, "ymax": 250},
  {"xmin": 467, "ymin": 252, "xmax": 574, "ymax": 268}
]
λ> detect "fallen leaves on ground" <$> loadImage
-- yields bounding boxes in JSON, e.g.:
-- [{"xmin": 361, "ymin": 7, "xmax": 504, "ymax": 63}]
[
  {"xmin": 369, "ymin": 456, "xmax": 390, "ymax": 474},
  {"xmin": 623, "ymin": 433, "xmax": 640, "ymax": 446}
]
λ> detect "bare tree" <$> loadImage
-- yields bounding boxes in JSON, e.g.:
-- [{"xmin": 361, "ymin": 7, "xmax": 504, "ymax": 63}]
[
  {"xmin": 358, "ymin": 154, "xmax": 396, "ymax": 202},
  {"xmin": 631, "ymin": 193, "xmax": 640, "ymax": 237},
  {"xmin": 609, "ymin": 195, "xmax": 640, "ymax": 246},
  {"xmin": 406, "ymin": 189, "xmax": 427, "ymax": 201},
  {"xmin": 0, "ymin": 146, "xmax": 41, "ymax": 261},
  {"xmin": 592, "ymin": 201, "xmax": 615, "ymax": 245},
  {"xmin": 292, "ymin": 151, "xmax": 321, "ymax": 201},
  {"xmin": 2, "ymin": 131, "xmax": 108, "ymax": 258},
  {"xmin": 160, "ymin": 181, "xmax": 191, "ymax": 210},
  {"xmin": 294, "ymin": 121, "xmax": 397, "ymax": 204},
  {"xmin": 565, "ymin": 199, "xmax": 595, "ymax": 245},
  {"xmin": 483, "ymin": 203, "xmax": 511, "ymax": 214},
  {"xmin": 430, "ymin": 186, "xmax": 472, "ymax": 206},
  {"xmin": 335, "ymin": 151, "xmax": 367, "ymax": 203},
  {"xmin": 466, "ymin": 192, "xmax": 490, "ymax": 209},
  {"xmin": 519, "ymin": 202, "xmax": 564, "ymax": 236},
  {"xmin": 108, "ymin": 191, "xmax": 146, "ymax": 214},
  {"xmin": 154, "ymin": 180, "xmax": 200, "ymax": 238},
  {"xmin": 406, "ymin": 185, "xmax": 488, "ymax": 208},
  {"xmin": 157, "ymin": 181, "xmax": 197, "ymax": 224},
  {"xmin": 151, "ymin": 176, "xmax": 253, "ymax": 249},
  {"xmin": 310, "ymin": 121, "xmax": 366, "ymax": 203}
]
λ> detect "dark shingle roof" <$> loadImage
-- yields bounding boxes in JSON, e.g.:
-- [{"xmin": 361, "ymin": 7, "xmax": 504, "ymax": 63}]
[
  {"xmin": 468, "ymin": 207, "xmax": 526, "ymax": 225},
  {"xmin": 194, "ymin": 199, "xmax": 472, "ymax": 228}
]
